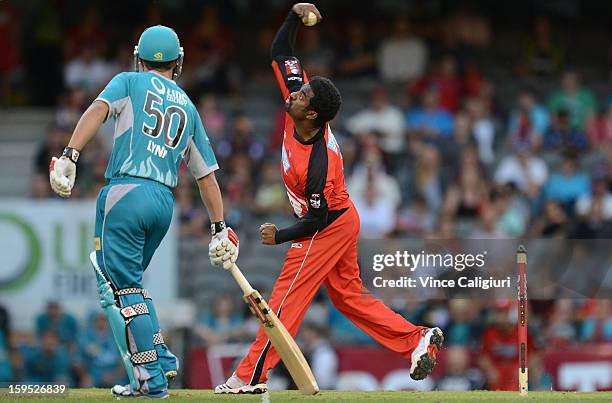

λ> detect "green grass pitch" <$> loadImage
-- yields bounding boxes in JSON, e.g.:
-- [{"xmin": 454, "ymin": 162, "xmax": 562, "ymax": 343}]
[{"xmin": 1, "ymin": 389, "xmax": 611, "ymax": 402}]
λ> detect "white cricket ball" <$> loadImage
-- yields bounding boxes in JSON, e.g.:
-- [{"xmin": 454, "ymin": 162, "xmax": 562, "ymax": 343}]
[{"xmin": 304, "ymin": 11, "xmax": 318, "ymax": 26}]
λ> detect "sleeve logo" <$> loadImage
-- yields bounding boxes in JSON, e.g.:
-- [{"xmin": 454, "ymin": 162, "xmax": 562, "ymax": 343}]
[
  {"xmin": 284, "ymin": 59, "xmax": 301, "ymax": 75},
  {"xmin": 310, "ymin": 193, "xmax": 321, "ymax": 209}
]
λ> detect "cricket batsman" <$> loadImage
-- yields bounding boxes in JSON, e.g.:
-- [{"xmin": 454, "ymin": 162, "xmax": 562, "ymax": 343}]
[
  {"xmin": 49, "ymin": 26, "xmax": 239, "ymax": 398},
  {"xmin": 215, "ymin": 3, "xmax": 443, "ymax": 394}
]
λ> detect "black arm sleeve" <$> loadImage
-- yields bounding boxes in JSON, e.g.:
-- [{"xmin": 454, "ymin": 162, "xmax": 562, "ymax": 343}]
[
  {"xmin": 275, "ymin": 136, "xmax": 329, "ymax": 244},
  {"xmin": 270, "ymin": 10, "xmax": 301, "ymax": 60}
]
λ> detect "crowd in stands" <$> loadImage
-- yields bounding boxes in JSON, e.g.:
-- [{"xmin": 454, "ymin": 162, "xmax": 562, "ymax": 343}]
[
  {"xmin": 1, "ymin": 297, "xmax": 610, "ymax": 389},
  {"xmin": 7, "ymin": 0, "xmax": 612, "ymax": 391}
]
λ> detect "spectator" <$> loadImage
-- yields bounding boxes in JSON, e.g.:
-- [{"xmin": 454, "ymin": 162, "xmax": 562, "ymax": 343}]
[
  {"xmin": 337, "ymin": 20, "xmax": 376, "ymax": 78},
  {"xmin": 34, "ymin": 125, "xmax": 69, "ymax": 175},
  {"xmin": 348, "ymin": 149, "xmax": 401, "ymax": 213},
  {"xmin": 63, "ymin": 45, "xmax": 113, "ymax": 95},
  {"xmin": 183, "ymin": 4, "xmax": 234, "ymax": 94},
  {"xmin": 573, "ymin": 178, "xmax": 612, "ymax": 238},
  {"xmin": 410, "ymin": 142, "xmax": 443, "ymax": 212},
  {"xmin": 80, "ymin": 313, "xmax": 126, "ymax": 387},
  {"xmin": 23, "ymin": 330, "xmax": 71, "ymax": 384},
  {"xmin": 543, "ymin": 109, "xmax": 588, "ymax": 153},
  {"xmin": 442, "ymin": 147, "xmax": 488, "ymax": 220},
  {"xmin": 546, "ymin": 299, "xmax": 578, "ymax": 347},
  {"xmin": 301, "ymin": 322, "xmax": 338, "ymax": 390},
  {"xmin": 63, "ymin": 6, "xmax": 106, "ymax": 60},
  {"xmin": 378, "ymin": 16, "xmax": 427, "ymax": 83},
  {"xmin": 443, "ymin": 299, "xmax": 481, "ymax": 347},
  {"xmin": 31, "ymin": 173, "xmax": 51, "ymax": 199},
  {"xmin": 216, "ymin": 115, "xmax": 264, "ymax": 166},
  {"xmin": 352, "ymin": 175, "xmax": 397, "ymax": 238},
  {"xmin": 542, "ymin": 154, "xmax": 591, "ymax": 208},
  {"xmin": 587, "ymin": 100, "xmax": 612, "ymax": 146},
  {"xmin": 406, "ymin": 86, "xmax": 454, "ymax": 138},
  {"xmin": 521, "ymin": 17, "xmax": 564, "ymax": 77},
  {"xmin": 466, "ymin": 96, "xmax": 495, "ymax": 165},
  {"xmin": 581, "ymin": 299, "xmax": 612, "ymax": 342},
  {"xmin": 478, "ymin": 300, "xmax": 529, "ymax": 391},
  {"xmin": 507, "ymin": 89, "xmax": 550, "ymax": 151},
  {"xmin": 36, "ymin": 301, "xmax": 78, "ymax": 348},
  {"xmin": 300, "ymin": 28, "xmax": 334, "ymax": 77},
  {"xmin": 198, "ymin": 94, "xmax": 226, "ymax": 141},
  {"xmin": 411, "ymin": 55, "xmax": 462, "ymax": 113},
  {"xmin": 346, "ymin": 87, "xmax": 406, "ymax": 162},
  {"xmin": 253, "ymin": 161, "xmax": 286, "ymax": 216},
  {"xmin": 176, "ymin": 172, "xmax": 207, "ymax": 240},
  {"xmin": 531, "ymin": 200, "xmax": 569, "ymax": 238},
  {"xmin": 0, "ymin": 1, "xmax": 20, "ymax": 106},
  {"xmin": 0, "ymin": 305, "xmax": 12, "ymax": 382},
  {"xmin": 548, "ymin": 71, "xmax": 597, "ymax": 131},
  {"xmin": 56, "ymin": 89, "xmax": 88, "ymax": 130},
  {"xmin": 435, "ymin": 346, "xmax": 485, "ymax": 391},
  {"xmin": 194, "ymin": 292, "xmax": 245, "ymax": 345},
  {"xmin": 494, "ymin": 144, "xmax": 548, "ymax": 200},
  {"xmin": 397, "ymin": 195, "xmax": 436, "ymax": 236},
  {"xmin": 529, "ymin": 354, "xmax": 554, "ymax": 391}
]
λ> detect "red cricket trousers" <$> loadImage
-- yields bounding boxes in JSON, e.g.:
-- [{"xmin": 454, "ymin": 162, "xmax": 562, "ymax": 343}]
[{"xmin": 236, "ymin": 202, "xmax": 425, "ymax": 384}]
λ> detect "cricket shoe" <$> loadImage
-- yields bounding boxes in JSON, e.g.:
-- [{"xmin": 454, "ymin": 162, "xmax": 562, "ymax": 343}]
[
  {"xmin": 111, "ymin": 384, "xmax": 169, "ymax": 399},
  {"xmin": 410, "ymin": 327, "xmax": 444, "ymax": 380},
  {"xmin": 165, "ymin": 370, "xmax": 178, "ymax": 382},
  {"xmin": 214, "ymin": 373, "xmax": 267, "ymax": 394}
]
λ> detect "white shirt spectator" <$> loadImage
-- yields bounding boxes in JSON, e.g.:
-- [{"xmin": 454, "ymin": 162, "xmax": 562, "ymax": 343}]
[
  {"xmin": 347, "ymin": 105, "xmax": 406, "ymax": 152},
  {"xmin": 353, "ymin": 193, "xmax": 396, "ymax": 238},
  {"xmin": 494, "ymin": 154, "xmax": 548, "ymax": 192},
  {"xmin": 378, "ymin": 37, "xmax": 427, "ymax": 82},
  {"xmin": 309, "ymin": 339, "xmax": 338, "ymax": 390},
  {"xmin": 348, "ymin": 165, "xmax": 402, "ymax": 209},
  {"xmin": 575, "ymin": 193, "xmax": 612, "ymax": 219},
  {"xmin": 64, "ymin": 56, "xmax": 114, "ymax": 94},
  {"xmin": 472, "ymin": 118, "xmax": 495, "ymax": 164}
]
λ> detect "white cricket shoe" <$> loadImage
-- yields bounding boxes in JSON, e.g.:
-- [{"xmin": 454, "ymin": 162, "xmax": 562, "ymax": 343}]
[
  {"xmin": 111, "ymin": 384, "xmax": 169, "ymax": 399},
  {"xmin": 409, "ymin": 327, "xmax": 444, "ymax": 380},
  {"xmin": 214, "ymin": 373, "xmax": 267, "ymax": 394}
]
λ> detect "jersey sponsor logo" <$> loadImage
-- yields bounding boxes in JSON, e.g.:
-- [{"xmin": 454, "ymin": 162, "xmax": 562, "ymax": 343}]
[
  {"xmin": 151, "ymin": 77, "xmax": 165, "ymax": 94},
  {"xmin": 166, "ymin": 88, "xmax": 188, "ymax": 106},
  {"xmin": 291, "ymin": 243, "xmax": 303, "ymax": 248},
  {"xmin": 284, "ymin": 59, "xmax": 301, "ymax": 75},
  {"xmin": 310, "ymin": 193, "xmax": 321, "ymax": 209}
]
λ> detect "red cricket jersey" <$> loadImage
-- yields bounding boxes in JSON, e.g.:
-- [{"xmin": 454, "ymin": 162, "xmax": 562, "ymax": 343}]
[{"xmin": 271, "ymin": 56, "xmax": 351, "ymax": 242}]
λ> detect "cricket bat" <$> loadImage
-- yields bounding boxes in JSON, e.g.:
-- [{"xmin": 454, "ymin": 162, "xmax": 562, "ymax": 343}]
[{"xmin": 228, "ymin": 263, "xmax": 319, "ymax": 395}]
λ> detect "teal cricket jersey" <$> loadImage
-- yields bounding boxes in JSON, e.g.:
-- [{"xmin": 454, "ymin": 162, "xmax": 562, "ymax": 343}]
[{"xmin": 96, "ymin": 71, "xmax": 218, "ymax": 187}]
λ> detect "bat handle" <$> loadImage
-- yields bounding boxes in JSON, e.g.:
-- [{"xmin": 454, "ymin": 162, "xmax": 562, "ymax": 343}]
[{"xmin": 228, "ymin": 263, "xmax": 255, "ymax": 296}]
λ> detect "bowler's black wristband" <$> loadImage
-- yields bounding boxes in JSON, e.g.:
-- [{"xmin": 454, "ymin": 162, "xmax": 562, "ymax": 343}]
[
  {"xmin": 211, "ymin": 221, "xmax": 226, "ymax": 236},
  {"xmin": 62, "ymin": 147, "xmax": 80, "ymax": 164}
]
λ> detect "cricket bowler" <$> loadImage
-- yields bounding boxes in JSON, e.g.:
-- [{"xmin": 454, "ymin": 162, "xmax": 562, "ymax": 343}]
[
  {"xmin": 49, "ymin": 26, "xmax": 239, "ymax": 398},
  {"xmin": 215, "ymin": 3, "xmax": 444, "ymax": 394}
]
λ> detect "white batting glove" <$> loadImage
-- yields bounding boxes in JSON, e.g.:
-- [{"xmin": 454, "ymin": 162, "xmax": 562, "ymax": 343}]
[
  {"xmin": 49, "ymin": 156, "xmax": 77, "ymax": 198},
  {"xmin": 209, "ymin": 227, "xmax": 239, "ymax": 270}
]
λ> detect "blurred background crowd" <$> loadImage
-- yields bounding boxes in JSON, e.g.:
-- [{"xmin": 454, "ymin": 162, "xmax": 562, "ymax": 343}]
[{"xmin": 0, "ymin": 0, "xmax": 611, "ymax": 392}]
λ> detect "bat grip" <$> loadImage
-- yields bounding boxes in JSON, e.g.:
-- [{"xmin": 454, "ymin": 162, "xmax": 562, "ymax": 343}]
[{"xmin": 228, "ymin": 263, "xmax": 255, "ymax": 295}]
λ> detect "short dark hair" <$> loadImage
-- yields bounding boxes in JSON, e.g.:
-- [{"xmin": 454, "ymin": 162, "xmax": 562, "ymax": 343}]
[
  {"xmin": 308, "ymin": 76, "xmax": 342, "ymax": 127},
  {"xmin": 141, "ymin": 58, "xmax": 177, "ymax": 72}
]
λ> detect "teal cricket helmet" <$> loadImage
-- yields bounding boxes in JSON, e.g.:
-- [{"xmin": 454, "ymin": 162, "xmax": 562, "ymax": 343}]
[{"xmin": 134, "ymin": 25, "xmax": 184, "ymax": 79}]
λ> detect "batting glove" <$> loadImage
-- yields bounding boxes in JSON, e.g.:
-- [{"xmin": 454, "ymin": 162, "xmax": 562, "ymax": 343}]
[
  {"xmin": 49, "ymin": 155, "xmax": 77, "ymax": 198},
  {"xmin": 209, "ymin": 227, "xmax": 239, "ymax": 270}
]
